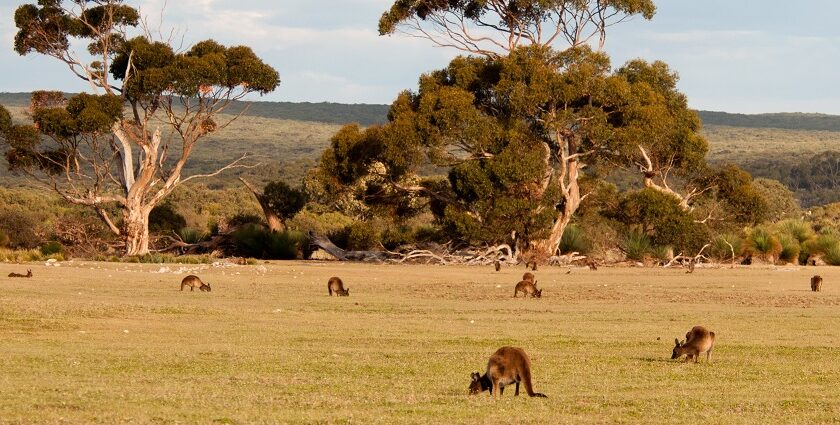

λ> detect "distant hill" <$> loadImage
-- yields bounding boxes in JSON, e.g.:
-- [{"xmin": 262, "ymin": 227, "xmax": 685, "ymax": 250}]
[
  {"xmin": 0, "ymin": 92, "xmax": 389, "ymax": 126},
  {"xmin": 697, "ymin": 110, "xmax": 840, "ymax": 132},
  {"xmin": 7, "ymin": 92, "xmax": 840, "ymax": 130}
]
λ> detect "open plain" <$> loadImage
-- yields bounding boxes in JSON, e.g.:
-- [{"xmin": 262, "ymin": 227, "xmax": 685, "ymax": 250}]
[{"xmin": 1, "ymin": 261, "xmax": 839, "ymax": 424}]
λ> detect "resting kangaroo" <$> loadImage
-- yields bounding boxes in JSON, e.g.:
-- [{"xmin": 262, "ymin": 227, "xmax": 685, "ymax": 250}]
[
  {"xmin": 8, "ymin": 269, "xmax": 32, "ymax": 278},
  {"xmin": 180, "ymin": 275, "xmax": 211, "ymax": 292},
  {"xmin": 327, "ymin": 276, "xmax": 350, "ymax": 296},
  {"xmin": 811, "ymin": 275, "xmax": 823, "ymax": 292},
  {"xmin": 469, "ymin": 346, "xmax": 547, "ymax": 400},
  {"xmin": 672, "ymin": 325, "xmax": 715, "ymax": 363},
  {"xmin": 513, "ymin": 280, "xmax": 541, "ymax": 298}
]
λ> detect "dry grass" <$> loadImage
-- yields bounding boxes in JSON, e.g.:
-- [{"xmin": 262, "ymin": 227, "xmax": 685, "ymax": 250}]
[{"xmin": 0, "ymin": 261, "xmax": 839, "ymax": 424}]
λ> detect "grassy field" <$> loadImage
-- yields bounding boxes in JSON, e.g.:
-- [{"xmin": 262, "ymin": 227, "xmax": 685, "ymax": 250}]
[{"xmin": 1, "ymin": 262, "xmax": 839, "ymax": 424}]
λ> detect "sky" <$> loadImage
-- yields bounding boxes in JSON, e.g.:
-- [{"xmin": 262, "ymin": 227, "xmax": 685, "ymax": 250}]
[{"xmin": 2, "ymin": 0, "xmax": 840, "ymax": 114}]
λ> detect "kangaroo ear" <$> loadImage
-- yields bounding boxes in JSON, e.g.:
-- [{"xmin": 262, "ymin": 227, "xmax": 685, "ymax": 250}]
[{"xmin": 674, "ymin": 338, "xmax": 680, "ymax": 346}]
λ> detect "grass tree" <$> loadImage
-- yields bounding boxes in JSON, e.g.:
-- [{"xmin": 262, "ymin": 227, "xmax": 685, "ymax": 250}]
[{"xmin": 0, "ymin": 0, "xmax": 279, "ymax": 255}]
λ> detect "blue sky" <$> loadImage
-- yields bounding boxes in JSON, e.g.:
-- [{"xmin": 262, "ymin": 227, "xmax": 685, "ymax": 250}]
[{"xmin": 2, "ymin": 0, "xmax": 840, "ymax": 113}]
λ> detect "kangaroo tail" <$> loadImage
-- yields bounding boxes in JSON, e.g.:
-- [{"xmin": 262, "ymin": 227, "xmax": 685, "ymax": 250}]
[{"xmin": 522, "ymin": 368, "xmax": 546, "ymax": 397}]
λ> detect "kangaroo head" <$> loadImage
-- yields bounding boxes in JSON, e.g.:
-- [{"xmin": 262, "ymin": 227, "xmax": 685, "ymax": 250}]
[
  {"xmin": 534, "ymin": 288, "xmax": 542, "ymax": 298},
  {"xmin": 202, "ymin": 283, "xmax": 211, "ymax": 292},
  {"xmin": 27, "ymin": 269, "xmax": 32, "ymax": 276},
  {"xmin": 671, "ymin": 339, "xmax": 685, "ymax": 359},
  {"xmin": 468, "ymin": 372, "xmax": 489, "ymax": 395}
]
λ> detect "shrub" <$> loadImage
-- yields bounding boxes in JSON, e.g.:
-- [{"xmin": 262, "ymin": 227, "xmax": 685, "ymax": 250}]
[
  {"xmin": 380, "ymin": 225, "xmax": 415, "ymax": 250},
  {"xmin": 0, "ymin": 208, "xmax": 40, "ymax": 249},
  {"xmin": 177, "ymin": 228, "xmax": 208, "ymax": 244},
  {"xmin": 710, "ymin": 233, "xmax": 743, "ymax": 262},
  {"xmin": 621, "ymin": 231, "xmax": 651, "ymax": 262},
  {"xmin": 747, "ymin": 227, "xmax": 781, "ymax": 262},
  {"xmin": 40, "ymin": 241, "xmax": 64, "ymax": 256},
  {"xmin": 231, "ymin": 224, "xmax": 309, "ymax": 260},
  {"xmin": 149, "ymin": 202, "xmax": 187, "ymax": 235},
  {"xmin": 825, "ymin": 244, "xmax": 840, "ymax": 266},
  {"xmin": 347, "ymin": 221, "xmax": 379, "ymax": 251},
  {"xmin": 776, "ymin": 234, "xmax": 801, "ymax": 264},
  {"xmin": 0, "ymin": 230, "xmax": 9, "ymax": 248},
  {"xmin": 559, "ymin": 224, "xmax": 592, "ymax": 254},
  {"xmin": 776, "ymin": 219, "xmax": 814, "ymax": 245}
]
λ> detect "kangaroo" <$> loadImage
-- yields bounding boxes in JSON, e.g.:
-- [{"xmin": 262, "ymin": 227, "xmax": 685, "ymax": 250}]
[
  {"xmin": 469, "ymin": 346, "xmax": 547, "ymax": 400},
  {"xmin": 811, "ymin": 275, "xmax": 823, "ymax": 292},
  {"xmin": 672, "ymin": 325, "xmax": 715, "ymax": 363},
  {"xmin": 180, "ymin": 275, "xmax": 211, "ymax": 292},
  {"xmin": 522, "ymin": 272, "xmax": 535, "ymax": 282},
  {"xmin": 327, "ymin": 276, "xmax": 350, "ymax": 296},
  {"xmin": 586, "ymin": 260, "xmax": 598, "ymax": 271},
  {"xmin": 494, "ymin": 260, "xmax": 501, "ymax": 272},
  {"xmin": 686, "ymin": 259, "xmax": 695, "ymax": 274},
  {"xmin": 513, "ymin": 280, "xmax": 542, "ymax": 298},
  {"xmin": 8, "ymin": 269, "xmax": 32, "ymax": 278}
]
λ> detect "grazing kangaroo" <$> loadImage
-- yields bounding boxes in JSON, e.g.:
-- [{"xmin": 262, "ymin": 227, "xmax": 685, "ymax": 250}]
[
  {"xmin": 469, "ymin": 346, "xmax": 547, "ymax": 400},
  {"xmin": 327, "ymin": 276, "xmax": 350, "ymax": 296},
  {"xmin": 494, "ymin": 260, "xmax": 501, "ymax": 272},
  {"xmin": 586, "ymin": 260, "xmax": 598, "ymax": 271},
  {"xmin": 811, "ymin": 275, "xmax": 823, "ymax": 292},
  {"xmin": 8, "ymin": 269, "xmax": 32, "ymax": 278},
  {"xmin": 180, "ymin": 275, "xmax": 211, "ymax": 292},
  {"xmin": 522, "ymin": 272, "xmax": 535, "ymax": 282},
  {"xmin": 672, "ymin": 325, "xmax": 715, "ymax": 363},
  {"xmin": 513, "ymin": 280, "xmax": 542, "ymax": 298}
]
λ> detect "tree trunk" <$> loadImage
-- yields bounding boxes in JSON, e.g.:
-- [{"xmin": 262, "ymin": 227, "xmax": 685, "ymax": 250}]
[
  {"xmin": 123, "ymin": 205, "xmax": 151, "ymax": 256},
  {"xmin": 531, "ymin": 147, "xmax": 584, "ymax": 260},
  {"xmin": 239, "ymin": 177, "xmax": 285, "ymax": 232}
]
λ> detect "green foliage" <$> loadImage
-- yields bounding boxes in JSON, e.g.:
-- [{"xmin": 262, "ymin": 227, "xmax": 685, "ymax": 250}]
[
  {"xmin": 612, "ymin": 188, "xmax": 707, "ymax": 253},
  {"xmin": 776, "ymin": 233, "xmax": 801, "ymax": 264},
  {"xmin": 752, "ymin": 178, "xmax": 801, "ymax": 221},
  {"xmin": 559, "ymin": 224, "xmax": 592, "ymax": 255},
  {"xmin": 825, "ymin": 244, "xmax": 840, "ymax": 266},
  {"xmin": 346, "ymin": 221, "xmax": 379, "ymax": 251},
  {"xmin": 149, "ymin": 203, "xmax": 187, "ymax": 235},
  {"xmin": 708, "ymin": 164, "xmax": 770, "ymax": 225},
  {"xmin": 231, "ymin": 224, "xmax": 308, "ymax": 260},
  {"xmin": 776, "ymin": 219, "xmax": 814, "ymax": 245},
  {"xmin": 39, "ymin": 241, "xmax": 64, "ymax": 256},
  {"xmin": 176, "ymin": 228, "xmax": 208, "ymax": 245},
  {"xmin": 123, "ymin": 253, "xmax": 214, "ymax": 264},
  {"xmin": 0, "ymin": 207, "xmax": 40, "ymax": 249},
  {"xmin": 747, "ymin": 227, "xmax": 782, "ymax": 262},
  {"xmin": 620, "ymin": 230, "xmax": 651, "ymax": 261},
  {"xmin": 710, "ymin": 233, "xmax": 743, "ymax": 262},
  {"xmin": 262, "ymin": 181, "xmax": 308, "ymax": 222}
]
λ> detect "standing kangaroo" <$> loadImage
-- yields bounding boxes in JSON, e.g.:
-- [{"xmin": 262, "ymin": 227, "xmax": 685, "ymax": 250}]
[
  {"xmin": 327, "ymin": 276, "xmax": 350, "ymax": 296},
  {"xmin": 522, "ymin": 272, "xmax": 535, "ymax": 282},
  {"xmin": 811, "ymin": 275, "xmax": 823, "ymax": 292},
  {"xmin": 180, "ymin": 275, "xmax": 211, "ymax": 292},
  {"xmin": 672, "ymin": 325, "xmax": 715, "ymax": 363},
  {"xmin": 469, "ymin": 346, "xmax": 547, "ymax": 400},
  {"xmin": 8, "ymin": 269, "xmax": 32, "ymax": 278},
  {"xmin": 494, "ymin": 260, "xmax": 501, "ymax": 272},
  {"xmin": 513, "ymin": 280, "xmax": 542, "ymax": 298}
]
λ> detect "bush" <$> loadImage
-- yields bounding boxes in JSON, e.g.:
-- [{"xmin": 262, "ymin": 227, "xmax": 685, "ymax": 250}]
[
  {"xmin": 747, "ymin": 227, "xmax": 781, "ymax": 262},
  {"xmin": 40, "ymin": 241, "xmax": 64, "ymax": 256},
  {"xmin": 776, "ymin": 234, "xmax": 801, "ymax": 264},
  {"xmin": 347, "ymin": 221, "xmax": 379, "ymax": 251},
  {"xmin": 621, "ymin": 231, "xmax": 651, "ymax": 261},
  {"xmin": 559, "ymin": 224, "xmax": 591, "ymax": 255},
  {"xmin": 776, "ymin": 219, "xmax": 814, "ymax": 244},
  {"xmin": 825, "ymin": 244, "xmax": 840, "ymax": 266},
  {"xmin": 231, "ymin": 224, "xmax": 309, "ymax": 259},
  {"xmin": 149, "ymin": 202, "xmax": 187, "ymax": 235},
  {"xmin": 709, "ymin": 233, "xmax": 743, "ymax": 262},
  {"xmin": 177, "ymin": 228, "xmax": 208, "ymax": 244},
  {"xmin": 380, "ymin": 225, "xmax": 415, "ymax": 250},
  {"xmin": 0, "ymin": 208, "xmax": 40, "ymax": 249},
  {"xmin": 0, "ymin": 230, "xmax": 9, "ymax": 248}
]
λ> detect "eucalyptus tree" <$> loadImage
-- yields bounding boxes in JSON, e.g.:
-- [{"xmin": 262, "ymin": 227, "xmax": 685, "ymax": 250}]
[
  {"xmin": 0, "ymin": 0, "xmax": 279, "ymax": 255},
  {"xmin": 315, "ymin": 0, "xmax": 709, "ymax": 259}
]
